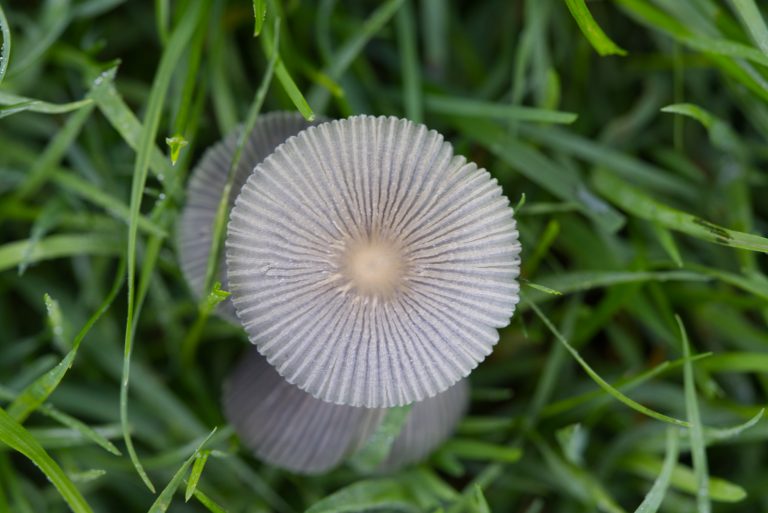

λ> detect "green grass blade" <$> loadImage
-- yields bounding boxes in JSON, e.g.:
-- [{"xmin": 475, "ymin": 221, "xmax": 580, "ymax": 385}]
[
  {"xmin": 184, "ymin": 450, "xmax": 210, "ymax": 502},
  {"xmin": 624, "ymin": 455, "xmax": 746, "ymax": 503},
  {"xmin": 0, "ymin": 406, "xmax": 94, "ymax": 513},
  {"xmin": 593, "ymin": 169, "xmax": 768, "ymax": 253},
  {"xmin": 395, "ymin": 0, "xmax": 421, "ymax": 122},
  {"xmin": 121, "ymin": 1, "xmax": 204, "ymax": 493},
  {"xmin": 678, "ymin": 315, "xmax": 711, "ymax": 513},
  {"xmin": 8, "ymin": 259, "xmax": 125, "ymax": 423},
  {"xmin": 260, "ymin": 19, "xmax": 314, "ymax": 120},
  {"xmin": 525, "ymin": 297, "xmax": 690, "ymax": 427},
  {"xmin": 308, "ymin": 0, "xmax": 404, "ymax": 112},
  {"xmin": 51, "ymin": 172, "xmax": 166, "ymax": 237},
  {"xmin": 88, "ymin": 67, "xmax": 172, "ymax": 184},
  {"xmin": 17, "ymin": 104, "xmax": 95, "ymax": 198},
  {"xmin": 147, "ymin": 429, "xmax": 216, "ymax": 513},
  {"xmin": 0, "ymin": 92, "xmax": 92, "ymax": 115},
  {"xmin": 0, "ymin": 234, "xmax": 121, "ymax": 273},
  {"xmin": 731, "ymin": 0, "xmax": 768, "ymax": 55},
  {"xmin": 0, "ymin": 2, "xmax": 10, "ymax": 84},
  {"xmin": 426, "ymin": 95, "xmax": 577, "ymax": 124},
  {"xmin": 441, "ymin": 439, "xmax": 523, "ymax": 464},
  {"xmin": 634, "ymin": 428, "xmax": 679, "ymax": 513},
  {"xmin": 186, "ymin": 485, "xmax": 227, "ymax": 513},
  {"xmin": 350, "ymin": 405, "xmax": 411, "ymax": 472},
  {"xmin": 563, "ymin": 0, "xmax": 627, "ymax": 56},
  {"xmin": 253, "ymin": 0, "xmax": 266, "ymax": 36}
]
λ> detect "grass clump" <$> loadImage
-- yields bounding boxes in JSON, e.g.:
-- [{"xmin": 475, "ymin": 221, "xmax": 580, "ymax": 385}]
[{"xmin": 1, "ymin": 0, "xmax": 768, "ymax": 512}]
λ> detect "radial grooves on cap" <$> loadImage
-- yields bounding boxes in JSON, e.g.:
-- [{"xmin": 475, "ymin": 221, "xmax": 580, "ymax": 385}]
[
  {"xmin": 227, "ymin": 115, "xmax": 521, "ymax": 407},
  {"xmin": 178, "ymin": 112, "xmax": 322, "ymax": 322},
  {"xmin": 382, "ymin": 378, "xmax": 469, "ymax": 470},
  {"xmin": 223, "ymin": 349, "xmax": 386, "ymax": 474}
]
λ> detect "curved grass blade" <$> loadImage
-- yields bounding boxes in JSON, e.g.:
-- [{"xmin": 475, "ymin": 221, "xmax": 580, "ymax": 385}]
[
  {"xmin": 307, "ymin": 0, "xmax": 404, "ymax": 112},
  {"xmin": 184, "ymin": 450, "xmax": 210, "ymax": 502},
  {"xmin": 0, "ymin": 406, "xmax": 94, "ymax": 513},
  {"xmin": 350, "ymin": 405, "xmax": 411, "ymax": 472},
  {"xmin": 678, "ymin": 316, "xmax": 711, "ymax": 513},
  {"xmin": 183, "ymin": 18, "xmax": 281, "ymax": 363},
  {"xmin": 0, "ymin": 234, "xmax": 120, "ymax": 273},
  {"xmin": 634, "ymin": 428, "xmax": 679, "ymax": 513},
  {"xmin": 8, "ymin": 259, "xmax": 125, "ymax": 423},
  {"xmin": 395, "ymin": 0, "xmax": 421, "ymax": 122},
  {"xmin": 624, "ymin": 455, "xmax": 746, "ymax": 503},
  {"xmin": 563, "ymin": 0, "xmax": 627, "ymax": 56},
  {"xmin": 425, "ymin": 95, "xmax": 577, "ymax": 124},
  {"xmin": 0, "ymin": 1, "xmax": 10, "ymax": 83},
  {"xmin": 593, "ymin": 169, "xmax": 768, "ymax": 253},
  {"xmin": 121, "ymin": 1, "xmax": 204, "ymax": 493},
  {"xmin": 260, "ymin": 19, "xmax": 314, "ymax": 120},
  {"xmin": 525, "ymin": 297, "xmax": 691, "ymax": 427},
  {"xmin": 148, "ymin": 429, "xmax": 216, "ymax": 513},
  {"xmin": 253, "ymin": 0, "xmax": 266, "ymax": 36},
  {"xmin": 0, "ymin": 92, "xmax": 92, "ymax": 115},
  {"xmin": 731, "ymin": 0, "xmax": 768, "ymax": 56}
]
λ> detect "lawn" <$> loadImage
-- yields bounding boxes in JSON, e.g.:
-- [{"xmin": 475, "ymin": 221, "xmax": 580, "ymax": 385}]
[{"xmin": 1, "ymin": 0, "xmax": 768, "ymax": 512}]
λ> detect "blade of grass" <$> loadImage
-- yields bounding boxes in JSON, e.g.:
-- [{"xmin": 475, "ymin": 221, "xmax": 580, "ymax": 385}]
[
  {"xmin": 441, "ymin": 439, "xmax": 523, "ymax": 464},
  {"xmin": 8, "ymin": 259, "xmax": 125, "ymax": 423},
  {"xmin": 0, "ymin": 385, "xmax": 121, "ymax": 456},
  {"xmin": 634, "ymin": 428, "xmax": 679, "ymax": 513},
  {"xmin": 260, "ymin": 16, "xmax": 314, "ymax": 120},
  {"xmin": 542, "ymin": 353, "xmax": 711, "ymax": 419},
  {"xmin": 678, "ymin": 315, "xmax": 711, "ymax": 513},
  {"xmin": 525, "ymin": 296, "xmax": 691, "ymax": 427},
  {"xmin": 0, "ymin": 406, "xmax": 94, "ymax": 513},
  {"xmin": 88, "ymin": 67, "xmax": 173, "ymax": 186},
  {"xmin": 0, "ymin": 92, "xmax": 92, "ymax": 115},
  {"xmin": 350, "ymin": 405, "xmax": 411, "ymax": 472},
  {"xmin": 121, "ymin": 0, "xmax": 204, "ymax": 492},
  {"xmin": 563, "ymin": 0, "xmax": 627, "ymax": 56},
  {"xmin": 307, "ymin": 0, "xmax": 404, "ymax": 112},
  {"xmin": 17, "ymin": 104, "xmax": 95, "ymax": 198},
  {"xmin": 0, "ymin": 234, "xmax": 120, "ymax": 273},
  {"xmin": 593, "ymin": 169, "xmax": 768, "ymax": 254},
  {"xmin": 426, "ymin": 95, "xmax": 577, "ymax": 124},
  {"xmin": 147, "ymin": 429, "xmax": 216, "ymax": 513},
  {"xmin": 395, "ymin": 0, "xmax": 421, "ymax": 122},
  {"xmin": 624, "ymin": 455, "xmax": 745, "ymax": 503},
  {"xmin": 731, "ymin": 0, "xmax": 768, "ymax": 56},
  {"xmin": 455, "ymin": 118, "xmax": 625, "ymax": 232},
  {"xmin": 184, "ymin": 450, "xmax": 210, "ymax": 501},
  {"xmin": 182, "ymin": 18, "xmax": 280, "ymax": 363},
  {"xmin": 253, "ymin": 0, "xmax": 266, "ymax": 36},
  {"xmin": 0, "ymin": 2, "xmax": 10, "ymax": 83}
]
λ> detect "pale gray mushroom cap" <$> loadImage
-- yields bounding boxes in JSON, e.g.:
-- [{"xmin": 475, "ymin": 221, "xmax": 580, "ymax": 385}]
[
  {"xmin": 178, "ymin": 112, "xmax": 322, "ymax": 322},
  {"xmin": 226, "ymin": 115, "xmax": 521, "ymax": 407},
  {"xmin": 382, "ymin": 378, "xmax": 469, "ymax": 470},
  {"xmin": 223, "ymin": 348, "xmax": 386, "ymax": 474},
  {"xmin": 223, "ymin": 347, "xmax": 469, "ymax": 474}
]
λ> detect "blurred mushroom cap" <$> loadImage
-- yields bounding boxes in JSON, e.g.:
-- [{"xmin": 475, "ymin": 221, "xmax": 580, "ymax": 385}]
[
  {"xmin": 178, "ymin": 112, "xmax": 322, "ymax": 322},
  {"xmin": 223, "ymin": 348, "xmax": 469, "ymax": 474},
  {"xmin": 227, "ymin": 115, "xmax": 521, "ymax": 407}
]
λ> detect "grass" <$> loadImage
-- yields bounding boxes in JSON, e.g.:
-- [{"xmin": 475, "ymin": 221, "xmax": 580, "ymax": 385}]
[{"xmin": 0, "ymin": 0, "xmax": 767, "ymax": 512}]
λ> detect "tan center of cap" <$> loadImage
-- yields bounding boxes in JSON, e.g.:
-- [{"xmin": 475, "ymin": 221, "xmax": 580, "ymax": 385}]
[{"xmin": 343, "ymin": 240, "xmax": 404, "ymax": 299}]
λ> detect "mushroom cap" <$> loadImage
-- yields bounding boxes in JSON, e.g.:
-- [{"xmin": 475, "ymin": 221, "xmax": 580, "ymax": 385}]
[
  {"xmin": 227, "ymin": 115, "xmax": 521, "ymax": 407},
  {"xmin": 178, "ymin": 112, "xmax": 322, "ymax": 322},
  {"xmin": 223, "ymin": 348, "xmax": 385, "ymax": 474},
  {"xmin": 381, "ymin": 378, "xmax": 468, "ymax": 470},
  {"xmin": 223, "ymin": 347, "xmax": 469, "ymax": 474}
]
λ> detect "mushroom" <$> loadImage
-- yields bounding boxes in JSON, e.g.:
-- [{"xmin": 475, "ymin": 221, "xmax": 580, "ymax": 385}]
[
  {"xmin": 227, "ymin": 115, "xmax": 521, "ymax": 407},
  {"xmin": 178, "ymin": 112, "xmax": 323, "ymax": 321},
  {"xmin": 223, "ymin": 347, "xmax": 469, "ymax": 474}
]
